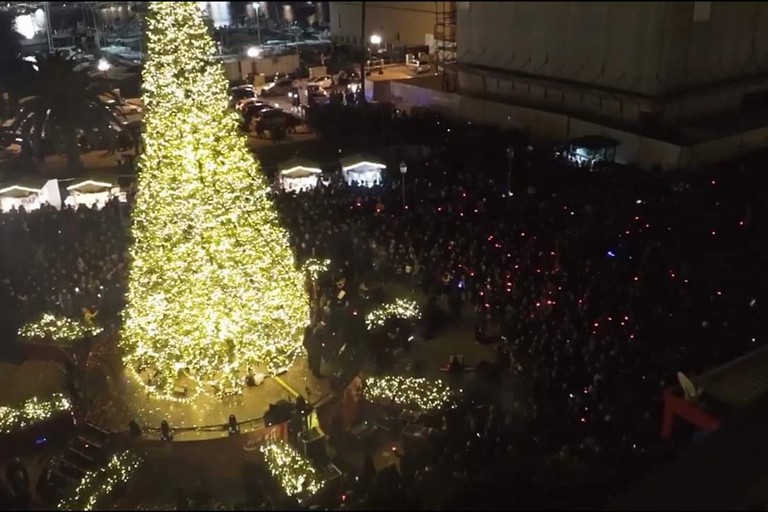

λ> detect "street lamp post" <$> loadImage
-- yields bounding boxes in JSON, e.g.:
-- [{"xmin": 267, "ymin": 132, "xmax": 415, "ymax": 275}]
[
  {"xmin": 369, "ymin": 34, "xmax": 383, "ymax": 74},
  {"xmin": 506, "ymin": 145, "xmax": 514, "ymax": 196},
  {"xmin": 252, "ymin": 3, "xmax": 262, "ymax": 46},
  {"xmin": 97, "ymin": 58, "xmax": 111, "ymax": 81},
  {"xmin": 399, "ymin": 160, "xmax": 408, "ymax": 207},
  {"xmin": 246, "ymin": 46, "xmax": 261, "ymax": 80}
]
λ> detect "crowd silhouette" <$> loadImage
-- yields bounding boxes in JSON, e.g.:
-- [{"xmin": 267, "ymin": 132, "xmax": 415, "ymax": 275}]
[{"xmin": 0, "ymin": 112, "xmax": 765, "ymax": 508}]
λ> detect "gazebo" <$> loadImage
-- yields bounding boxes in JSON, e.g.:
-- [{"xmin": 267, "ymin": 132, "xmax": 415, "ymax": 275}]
[
  {"xmin": 0, "ymin": 178, "xmax": 62, "ymax": 212},
  {"xmin": 278, "ymin": 157, "xmax": 323, "ymax": 193},
  {"xmin": 339, "ymin": 154, "xmax": 385, "ymax": 188},
  {"xmin": 63, "ymin": 179, "xmax": 122, "ymax": 209},
  {"xmin": 565, "ymin": 135, "xmax": 620, "ymax": 166}
]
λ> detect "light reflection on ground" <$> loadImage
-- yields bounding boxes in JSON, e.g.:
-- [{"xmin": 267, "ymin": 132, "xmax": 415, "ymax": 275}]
[{"xmin": 84, "ymin": 344, "xmax": 330, "ymax": 437}]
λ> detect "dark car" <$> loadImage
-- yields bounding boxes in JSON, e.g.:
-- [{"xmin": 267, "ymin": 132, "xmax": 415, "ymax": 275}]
[
  {"xmin": 260, "ymin": 78, "xmax": 295, "ymax": 97},
  {"xmin": 229, "ymin": 86, "xmax": 256, "ymax": 108}
]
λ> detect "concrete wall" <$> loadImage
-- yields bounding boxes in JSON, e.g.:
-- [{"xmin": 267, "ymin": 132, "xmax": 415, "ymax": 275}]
[
  {"xmin": 678, "ymin": 126, "xmax": 768, "ymax": 170},
  {"xmin": 457, "ymin": 2, "xmax": 768, "ymax": 97},
  {"xmin": 456, "ymin": 2, "xmax": 768, "ymax": 131},
  {"xmin": 457, "ymin": 2, "xmax": 667, "ymax": 97},
  {"xmin": 659, "ymin": 2, "xmax": 768, "ymax": 93},
  {"xmin": 238, "ymin": 54, "xmax": 300, "ymax": 79},
  {"xmin": 381, "ymin": 79, "xmax": 768, "ymax": 171},
  {"xmin": 329, "ymin": 2, "xmax": 436, "ymax": 47}
]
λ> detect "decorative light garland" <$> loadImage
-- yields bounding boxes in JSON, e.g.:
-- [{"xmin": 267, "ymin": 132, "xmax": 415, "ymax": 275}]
[
  {"xmin": 119, "ymin": 2, "xmax": 310, "ymax": 399},
  {"xmin": 59, "ymin": 451, "xmax": 144, "ymax": 511},
  {"xmin": 365, "ymin": 298, "xmax": 421, "ymax": 330},
  {"xmin": 260, "ymin": 440, "xmax": 323, "ymax": 500},
  {"xmin": 363, "ymin": 376, "xmax": 457, "ymax": 410},
  {"xmin": 0, "ymin": 393, "xmax": 72, "ymax": 434},
  {"xmin": 18, "ymin": 313, "xmax": 103, "ymax": 343},
  {"xmin": 303, "ymin": 258, "xmax": 331, "ymax": 281}
]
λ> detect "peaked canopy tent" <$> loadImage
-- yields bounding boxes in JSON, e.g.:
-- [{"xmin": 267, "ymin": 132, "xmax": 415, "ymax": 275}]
[
  {"xmin": 63, "ymin": 178, "xmax": 123, "ymax": 209},
  {"xmin": 0, "ymin": 178, "xmax": 62, "ymax": 212},
  {"xmin": 278, "ymin": 157, "xmax": 323, "ymax": 193},
  {"xmin": 339, "ymin": 154, "xmax": 385, "ymax": 187}
]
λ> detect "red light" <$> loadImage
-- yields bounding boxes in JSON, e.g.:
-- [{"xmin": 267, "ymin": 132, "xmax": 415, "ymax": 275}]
[
  {"xmin": 716, "ymin": 290, "xmax": 722, "ymax": 296},
  {"xmin": 520, "ymin": 232, "xmax": 525, "ymax": 237},
  {"xmin": 633, "ymin": 276, "xmax": 639, "ymax": 282}
]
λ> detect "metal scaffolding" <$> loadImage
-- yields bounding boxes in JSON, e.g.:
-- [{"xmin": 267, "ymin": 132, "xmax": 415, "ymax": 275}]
[{"xmin": 434, "ymin": 1, "xmax": 457, "ymax": 92}]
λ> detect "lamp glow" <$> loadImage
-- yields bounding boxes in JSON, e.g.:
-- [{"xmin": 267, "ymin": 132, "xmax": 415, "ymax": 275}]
[
  {"xmin": 246, "ymin": 46, "xmax": 261, "ymax": 58},
  {"xmin": 97, "ymin": 58, "xmax": 111, "ymax": 72},
  {"xmin": 369, "ymin": 34, "xmax": 382, "ymax": 45}
]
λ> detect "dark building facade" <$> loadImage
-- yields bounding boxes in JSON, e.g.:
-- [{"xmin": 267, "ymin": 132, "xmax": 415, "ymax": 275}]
[{"xmin": 456, "ymin": 2, "xmax": 768, "ymax": 135}]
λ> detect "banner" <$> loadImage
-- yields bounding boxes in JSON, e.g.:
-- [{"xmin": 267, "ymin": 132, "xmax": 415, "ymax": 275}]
[{"xmin": 242, "ymin": 421, "xmax": 289, "ymax": 452}]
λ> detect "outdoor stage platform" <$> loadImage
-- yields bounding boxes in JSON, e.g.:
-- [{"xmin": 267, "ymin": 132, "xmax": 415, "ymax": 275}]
[{"xmin": 85, "ymin": 354, "xmax": 332, "ymax": 440}]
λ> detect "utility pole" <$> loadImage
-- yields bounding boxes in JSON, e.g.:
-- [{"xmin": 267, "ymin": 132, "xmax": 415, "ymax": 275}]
[
  {"xmin": 44, "ymin": 2, "xmax": 54, "ymax": 54},
  {"xmin": 360, "ymin": 1, "xmax": 366, "ymax": 101}
]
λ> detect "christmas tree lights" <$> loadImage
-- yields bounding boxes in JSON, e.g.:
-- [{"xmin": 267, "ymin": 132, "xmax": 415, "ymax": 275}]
[
  {"xmin": 0, "ymin": 393, "xmax": 72, "ymax": 434},
  {"xmin": 303, "ymin": 258, "xmax": 331, "ymax": 281},
  {"xmin": 120, "ymin": 2, "xmax": 310, "ymax": 398},
  {"xmin": 365, "ymin": 298, "xmax": 421, "ymax": 330},
  {"xmin": 59, "ymin": 451, "xmax": 143, "ymax": 511},
  {"xmin": 364, "ymin": 376, "xmax": 457, "ymax": 410},
  {"xmin": 18, "ymin": 313, "xmax": 103, "ymax": 343},
  {"xmin": 260, "ymin": 440, "xmax": 323, "ymax": 500}
]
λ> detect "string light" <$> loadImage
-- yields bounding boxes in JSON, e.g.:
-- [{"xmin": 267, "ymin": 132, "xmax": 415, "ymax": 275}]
[
  {"xmin": 363, "ymin": 376, "xmax": 457, "ymax": 410},
  {"xmin": 303, "ymin": 258, "xmax": 331, "ymax": 281},
  {"xmin": 120, "ymin": 2, "xmax": 310, "ymax": 399},
  {"xmin": 260, "ymin": 440, "xmax": 323, "ymax": 501},
  {"xmin": 0, "ymin": 393, "xmax": 71, "ymax": 434},
  {"xmin": 365, "ymin": 298, "xmax": 421, "ymax": 330},
  {"xmin": 59, "ymin": 451, "xmax": 143, "ymax": 511},
  {"xmin": 18, "ymin": 313, "xmax": 102, "ymax": 342}
]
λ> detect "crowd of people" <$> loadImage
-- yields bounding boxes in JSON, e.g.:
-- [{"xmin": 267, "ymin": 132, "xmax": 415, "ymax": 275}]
[
  {"xmin": 271, "ymin": 116, "xmax": 766, "ymax": 506},
  {"xmin": 0, "ymin": 108, "xmax": 765, "ymax": 508}
]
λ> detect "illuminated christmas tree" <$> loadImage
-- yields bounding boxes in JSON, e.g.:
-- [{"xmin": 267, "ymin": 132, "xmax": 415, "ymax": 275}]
[{"xmin": 120, "ymin": 1, "xmax": 309, "ymax": 398}]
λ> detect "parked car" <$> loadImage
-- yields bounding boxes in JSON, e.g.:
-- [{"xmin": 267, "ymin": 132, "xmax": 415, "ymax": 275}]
[
  {"xmin": 307, "ymin": 75, "xmax": 333, "ymax": 88},
  {"xmin": 245, "ymin": 104, "xmax": 278, "ymax": 119},
  {"xmin": 229, "ymin": 86, "xmax": 256, "ymax": 108},
  {"xmin": 260, "ymin": 78, "xmax": 295, "ymax": 97},
  {"xmin": 236, "ymin": 97, "xmax": 274, "ymax": 111},
  {"xmin": 256, "ymin": 110, "xmax": 302, "ymax": 133},
  {"xmin": 408, "ymin": 60, "xmax": 431, "ymax": 74}
]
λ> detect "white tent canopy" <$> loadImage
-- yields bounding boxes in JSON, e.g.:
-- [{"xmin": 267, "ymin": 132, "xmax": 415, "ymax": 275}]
[
  {"xmin": 0, "ymin": 178, "xmax": 62, "ymax": 212},
  {"xmin": 278, "ymin": 157, "xmax": 323, "ymax": 193},
  {"xmin": 64, "ymin": 179, "xmax": 124, "ymax": 209},
  {"xmin": 340, "ymin": 154, "xmax": 385, "ymax": 187}
]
